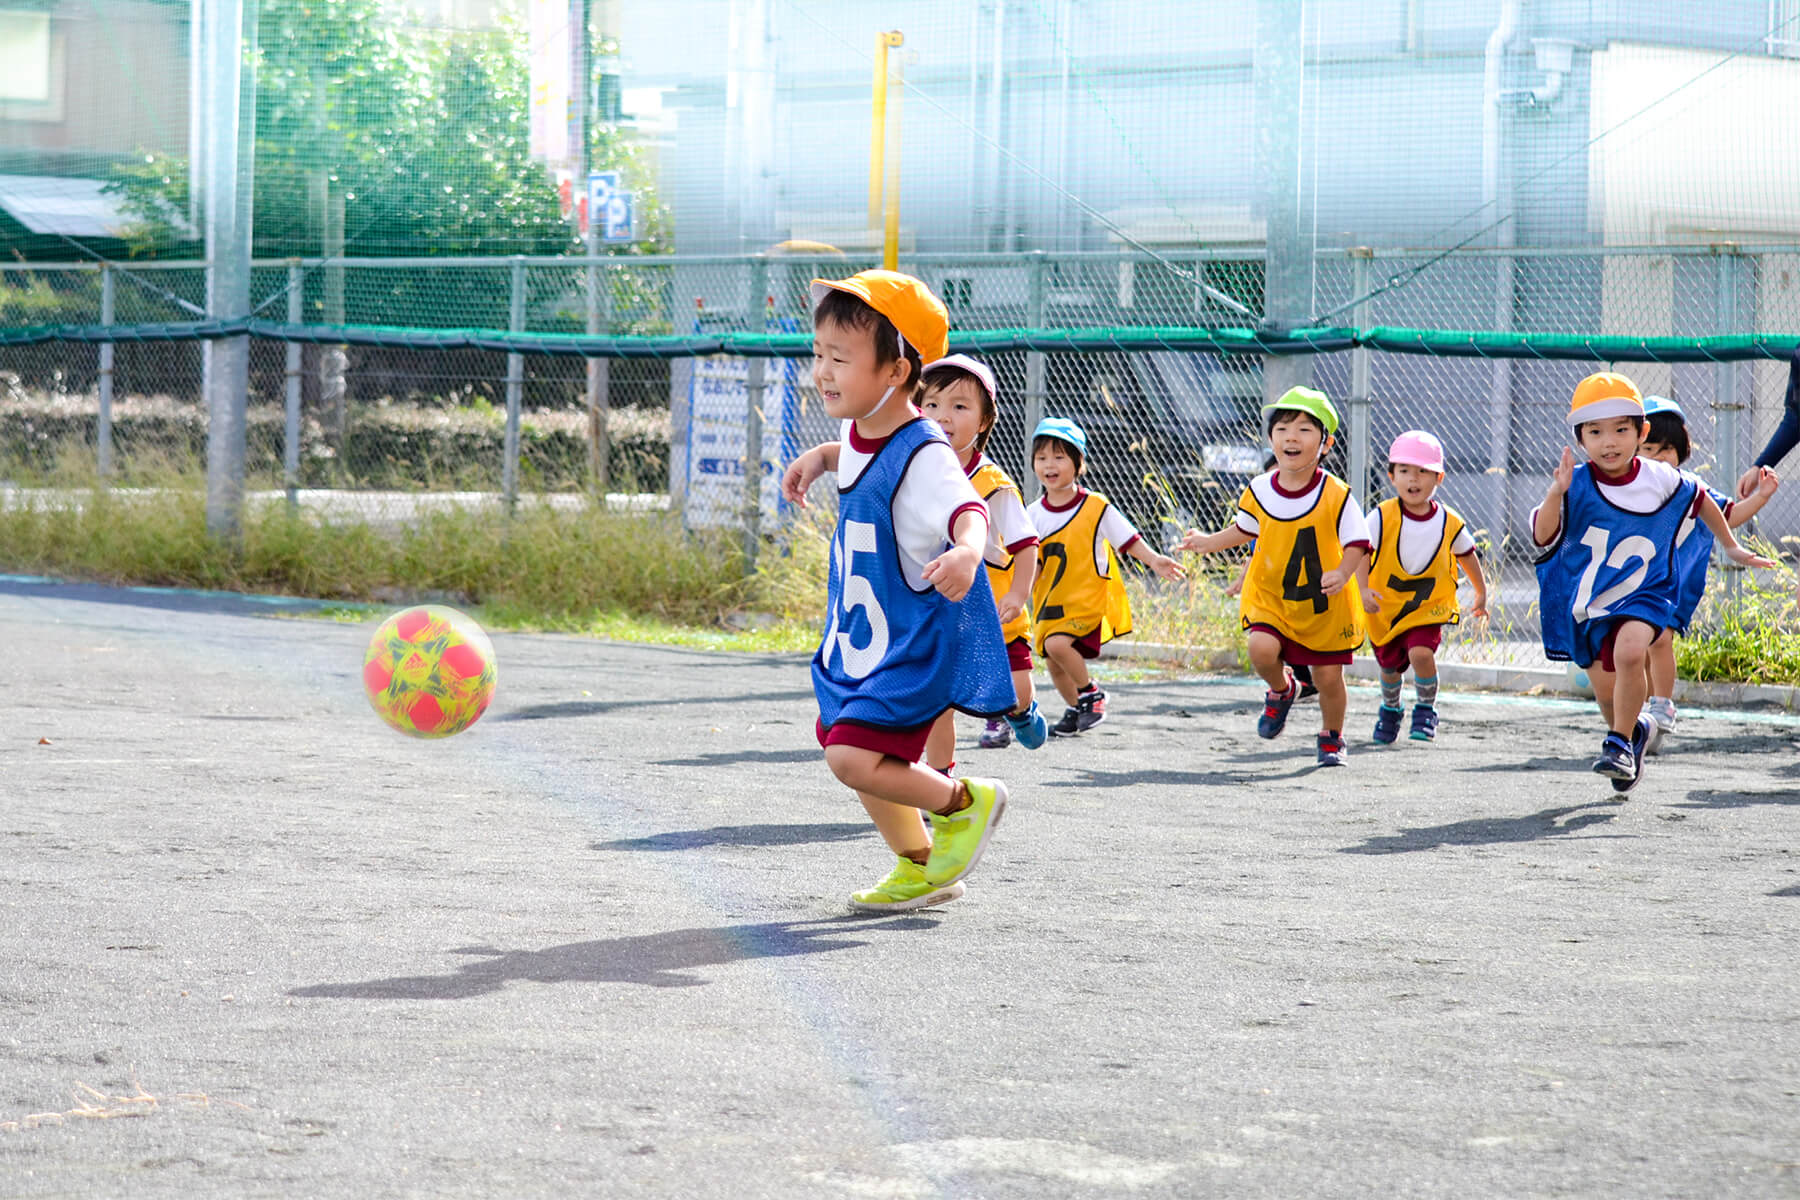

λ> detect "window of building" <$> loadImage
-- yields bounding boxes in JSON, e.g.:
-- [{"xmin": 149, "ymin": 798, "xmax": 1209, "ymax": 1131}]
[{"xmin": 0, "ymin": 11, "xmax": 50, "ymax": 104}]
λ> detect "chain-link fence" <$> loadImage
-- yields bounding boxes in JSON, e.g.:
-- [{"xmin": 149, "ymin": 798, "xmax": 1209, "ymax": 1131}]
[{"xmin": 6, "ymin": 245, "xmax": 1799, "ymax": 658}]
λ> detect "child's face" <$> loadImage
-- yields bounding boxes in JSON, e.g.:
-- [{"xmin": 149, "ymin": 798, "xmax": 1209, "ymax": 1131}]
[
  {"xmin": 1388, "ymin": 462, "xmax": 1443, "ymax": 508},
  {"xmin": 1033, "ymin": 442, "xmax": 1077, "ymax": 491},
  {"xmin": 1640, "ymin": 438, "xmax": 1680, "ymax": 468},
  {"xmin": 1575, "ymin": 416, "xmax": 1646, "ymax": 474},
  {"xmin": 812, "ymin": 317, "xmax": 905, "ymax": 421},
  {"xmin": 919, "ymin": 378, "xmax": 989, "ymax": 456},
  {"xmin": 1267, "ymin": 413, "xmax": 1327, "ymax": 471}
]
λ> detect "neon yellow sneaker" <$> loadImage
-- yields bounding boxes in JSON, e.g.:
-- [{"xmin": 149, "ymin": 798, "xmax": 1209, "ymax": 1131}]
[
  {"xmin": 848, "ymin": 856, "xmax": 966, "ymax": 913},
  {"xmin": 924, "ymin": 778, "xmax": 1008, "ymax": 887}
]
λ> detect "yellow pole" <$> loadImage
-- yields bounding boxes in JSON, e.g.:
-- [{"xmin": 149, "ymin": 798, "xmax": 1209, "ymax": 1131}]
[
  {"xmin": 883, "ymin": 47, "xmax": 903, "ymax": 270},
  {"xmin": 869, "ymin": 30, "xmax": 903, "ymax": 238}
]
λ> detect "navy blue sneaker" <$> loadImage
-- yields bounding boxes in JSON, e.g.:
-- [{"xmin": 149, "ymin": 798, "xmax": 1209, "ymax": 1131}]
[
  {"xmin": 1316, "ymin": 730, "xmax": 1348, "ymax": 766},
  {"xmin": 1257, "ymin": 674, "xmax": 1299, "ymax": 740},
  {"xmin": 1004, "ymin": 701, "xmax": 1049, "ymax": 750},
  {"xmin": 1373, "ymin": 704, "xmax": 1403, "ymax": 744},
  {"xmin": 1050, "ymin": 705, "xmax": 1081, "ymax": 737},
  {"xmin": 1610, "ymin": 715, "xmax": 1651, "ymax": 795},
  {"xmin": 1592, "ymin": 732, "xmax": 1635, "ymax": 780},
  {"xmin": 1409, "ymin": 705, "xmax": 1439, "ymax": 742}
]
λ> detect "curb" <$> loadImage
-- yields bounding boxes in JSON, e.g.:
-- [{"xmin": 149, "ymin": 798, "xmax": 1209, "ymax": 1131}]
[{"xmin": 1100, "ymin": 638, "xmax": 1799, "ymax": 712}]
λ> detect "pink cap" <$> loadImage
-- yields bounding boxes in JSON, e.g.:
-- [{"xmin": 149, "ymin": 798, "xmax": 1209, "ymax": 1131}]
[{"xmin": 1388, "ymin": 430, "xmax": 1445, "ymax": 474}]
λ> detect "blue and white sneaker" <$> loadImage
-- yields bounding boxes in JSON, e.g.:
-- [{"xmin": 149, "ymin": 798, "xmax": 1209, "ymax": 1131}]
[
  {"xmin": 1316, "ymin": 730, "xmax": 1348, "ymax": 767},
  {"xmin": 1003, "ymin": 701, "xmax": 1049, "ymax": 750},
  {"xmin": 1610, "ymin": 715, "xmax": 1652, "ymax": 795},
  {"xmin": 1409, "ymin": 705, "xmax": 1439, "ymax": 742},
  {"xmin": 977, "ymin": 719, "xmax": 1011, "ymax": 749},
  {"xmin": 1373, "ymin": 704, "xmax": 1403, "ymax": 744},
  {"xmin": 1592, "ymin": 731, "xmax": 1635, "ymax": 781},
  {"xmin": 1257, "ymin": 673, "xmax": 1299, "ymax": 740}
]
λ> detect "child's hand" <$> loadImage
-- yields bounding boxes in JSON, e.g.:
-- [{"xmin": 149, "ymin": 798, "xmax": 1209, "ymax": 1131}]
[
  {"xmin": 1551, "ymin": 445, "xmax": 1575, "ymax": 493},
  {"xmin": 1724, "ymin": 544, "xmax": 1777, "ymax": 569},
  {"xmin": 1468, "ymin": 595, "xmax": 1491, "ymax": 622},
  {"xmin": 922, "ymin": 544, "xmax": 982, "ymax": 601},
  {"xmin": 1359, "ymin": 583, "xmax": 1383, "ymax": 613},
  {"xmin": 1223, "ymin": 576, "xmax": 1243, "ymax": 597},
  {"xmin": 1755, "ymin": 466, "xmax": 1780, "ymax": 499},
  {"xmin": 780, "ymin": 454, "xmax": 823, "ymax": 506},
  {"xmin": 1173, "ymin": 528, "xmax": 1207, "ymax": 554},
  {"xmin": 1151, "ymin": 553, "xmax": 1186, "ymax": 582},
  {"xmin": 996, "ymin": 593, "xmax": 1026, "ymax": 625},
  {"xmin": 1320, "ymin": 567, "xmax": 1349, "ymax": 596}
]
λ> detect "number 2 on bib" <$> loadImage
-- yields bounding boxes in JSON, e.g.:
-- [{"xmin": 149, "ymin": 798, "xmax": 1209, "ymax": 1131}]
[{"xmin": 1571, "ymin": 526, "xmax": 1656, "ymax": 620}]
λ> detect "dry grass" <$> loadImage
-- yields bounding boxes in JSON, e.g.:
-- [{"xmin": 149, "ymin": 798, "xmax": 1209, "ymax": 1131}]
[{"xmin": 0, "ymin": 1072, "xmax": 244, "ymax": 1133}]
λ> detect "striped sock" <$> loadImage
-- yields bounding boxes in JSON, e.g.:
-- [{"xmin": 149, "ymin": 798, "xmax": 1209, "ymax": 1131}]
[
  {"xmin": 1415, "ymin": 674, "xmax": 1438, "ymax": 708},
  {"xmin": 1380, "ymin": 675, "xmax": 1403, "ymax": 709}
]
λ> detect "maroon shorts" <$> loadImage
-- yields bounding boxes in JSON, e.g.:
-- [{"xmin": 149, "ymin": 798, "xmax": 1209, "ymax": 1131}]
[
  {"xmin": 1043, "ymin": 628, "xmax": 1105, "ymax": 660},
  {"xmin": 1372, "ymin": 624, "xmax": 1444, "ymax": 673},
  {"xmin": 1244, "ymin": 623, "xmax": 1353, "ymax": 667},
  {"xmin": 1594, "ymin": 618, "xmax": 1663, "ymax": 674},
  {"xmin": 1006, "ymin": 638, "xmax": 1033, "ymax": 672},
  {"xmin": 815, "ymin": 717, "xmax": 933, "ymax": 762}
]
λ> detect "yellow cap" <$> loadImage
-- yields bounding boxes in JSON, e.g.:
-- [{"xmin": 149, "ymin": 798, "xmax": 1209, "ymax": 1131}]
[
  {"xmin": 1567, "ymin": 372, "xmax": 1644, "ymax": 428},
  {"xmin": 810, "ymin": 270, "xmax": 949, "ymax": 365}
]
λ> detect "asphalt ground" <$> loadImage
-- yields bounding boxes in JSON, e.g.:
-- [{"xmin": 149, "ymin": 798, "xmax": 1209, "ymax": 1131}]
[{"xmin": 2, "ymin": 578, "xmax": 1798, "ymax": 1199}]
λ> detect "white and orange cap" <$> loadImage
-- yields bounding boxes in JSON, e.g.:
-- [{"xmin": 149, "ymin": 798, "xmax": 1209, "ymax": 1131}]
[
  {"xmin": 1567, "ymin": 372, "xmax": 1645, "ymax": 429},
  {"xmin": 920, "ymin": 353, "xmax": 998, "ymax": 405},
  {"xmin": 809, "ymin": 270, "xmax": 950, "ymax": 366},
  {"xmin": 1387, "ymin": 430, "xmax": 1445, "ymax": 474}
]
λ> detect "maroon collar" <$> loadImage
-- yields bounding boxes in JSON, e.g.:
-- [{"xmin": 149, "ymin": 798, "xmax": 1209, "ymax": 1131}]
[
  {"xmin": 1271, "ymin": 467, "xmax": 1322, "ymax": 499},
  {"xmin": 1398, "ymin": 499, "xmax": 1439, "ymax": 522},
  {"xmin": 1040, "ymin": 487, "xmax": 1087, "ymax": 513},
  {"xmin": 1591, "ymin": 458, "xmax": 1641, "ymax": 486},
  {"xmin": 847, "ymin": 406, "xmax": 923, "ymax": 454}
]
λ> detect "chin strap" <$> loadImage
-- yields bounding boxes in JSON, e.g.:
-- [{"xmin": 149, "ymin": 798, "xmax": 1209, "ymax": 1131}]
[{"xmin": 856, "ymin": 384, "xmax": 898, "ymax": 422}]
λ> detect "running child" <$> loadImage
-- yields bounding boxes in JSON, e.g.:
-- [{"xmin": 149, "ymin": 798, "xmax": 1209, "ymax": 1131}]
[
  {"xmin": 916, "ymin": 354, "xmax": 1049, "ymax": 759},
  {"xmin": 1532, "ymin": 373, "xmax": 1773, "ymax": 794},
  {"xmin": 779, "ymin": 270, "xmax": 1014, "ymax": 912},
  {"xmin": 1356, "ymin": 430, "xmax": 1490, "ymax": 745},
  {"xmin": 1224, "ymin": 451, "xmax": 1317, "ymax": 699},
  {"xmin": 1026, "ymin": 417, "xmax": 1185, "ymax": 736},
  {"xmin": 1176, "ymin": 387, "xmax": 1369, "ymax": 766},
  {"xmin": 1635, "ymin": 395, "xmax": 1779, "ymax": 754}
]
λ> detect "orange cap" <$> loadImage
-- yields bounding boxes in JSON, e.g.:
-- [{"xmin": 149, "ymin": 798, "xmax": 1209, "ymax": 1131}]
[
  {"xmin": 809, "ymin": 270, "xmax": 949, "ymax": 365},
  {"xmin": 1567, "ymin": 372, "xmax": 1644, "ymax": 428}
]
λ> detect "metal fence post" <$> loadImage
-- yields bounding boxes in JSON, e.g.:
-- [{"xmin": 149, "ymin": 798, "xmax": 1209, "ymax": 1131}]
[
  {"xmin": 585, "ymin": 235, "xmax": 611, "ymax": 500},
  {"xmin": 1023, "ymin": 250, "xmax": 1047, "ymax": 499},
  {"xmin": 97, "ymin": 264, "xmax": 114, "ymax": 479},
  {"xmin": 1346, "ymin": 248, "xmax": 1373, "ymax": 510},
  {"xmin": 284, "ymin": 259, "xmax": 303, "ymax": 507},
  {"xmin": 1714, "ymin": 245, "xmax": 1745, "ymax": 604},
  {"xmin": 743, "ymin": 255, "xmax": 768, "ymax": 572},
  {"xmin": 503, "ymin": 256, "xmax": 525, "ymax": 510}
]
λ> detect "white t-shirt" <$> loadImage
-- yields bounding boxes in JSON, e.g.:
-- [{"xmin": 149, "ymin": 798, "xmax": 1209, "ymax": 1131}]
[
  {"xmin": 1366, "ymin": 501, "xmax": 1478, "ymax": 576},
  {"xmin": 970, "ymin": 455, "xmax": 1039, "ymax": 568},
  {"xmin": 836, "ymin": 417, "xmax": 988, "ymax": 590},
  {"xmin": 1530, "ymin": 456, "xmax": 1700, "ymax": 545},
  {"xmin": 1233, "ymin": 469, "xmax": 1372, "ymax": 550},
  {"xmin": 1026, "ymin": 489, "xmax": 1142, "ymax": 577}
]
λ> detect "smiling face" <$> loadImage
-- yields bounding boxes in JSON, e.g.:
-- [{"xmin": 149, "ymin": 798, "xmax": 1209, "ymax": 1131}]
[
  {"xmin": 1032, "ymin": 438, "xmax": 1080, "ymax": 493},
  {"xmin": 811, "ymin": 316, "xmax": 909, "ymax": 422},
  {"xmin": 919, "ymin": 376, "xmax": 990, "ymax": 459},
  {"xmin": 1575, "ymin": 415, "xmax": 1647, "ymax": 474},
  {"xmin": 1267, "ymin": 411, "xmax": 1328, "ymax": 473},
  {"xmin": 1639, "ymin": 438, "xmax": 1680, "ymax": 468},
  {"xmin": 1387, "ymin": 462, "xmax": 1443, "ymax": 509}
]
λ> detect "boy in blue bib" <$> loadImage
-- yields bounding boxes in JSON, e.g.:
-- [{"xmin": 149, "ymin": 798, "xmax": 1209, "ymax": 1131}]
[{"xmin": 1532, "ymin": 373, "xmax": 1771, "ymax": 794}]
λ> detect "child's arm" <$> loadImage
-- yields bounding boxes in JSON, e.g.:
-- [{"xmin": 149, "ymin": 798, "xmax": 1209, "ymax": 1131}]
[
  {"xmin": 779, "ymin": 442, "xmax": 841, "ymax": 507},
  {"xmin": 1355, "ymin": 557, "xmax": 1383, "ymax": 614},
  {"xmin": 1695, "ymin": 490, "xmax": 1776, "ymax": 567},
  {"xmin": 1320, "ymin": 544, "xmax": 1367, "ymax": 597},
  {"xmin": 997, "ymin": 545, "xmax": 1037, "ymax": 625},
  {"xmin": 1726, "ymin": 468, "xmax": 1779, "ymax": 528},
  {"xmin": 1175, "ymin": 525, "xmax": 1255, "ymax": 555},
  {"xmin": 1223, "ymin": 557, "xmax": 1250, "ymax": 597},
  {"xmin": 921, "ymin": 509, "xmax": 988, "ymax": 602},
  {"xmin": 1124, "ymin": 537, "xmax": 1186, "ymax": 581},
  {"xmin": 1532, "ymin": 446, "xmax": 1576, "ymax": 546},
  {"xmin": 1457, "ymin": 551, "xmax": 1490, "ymax": 620}
]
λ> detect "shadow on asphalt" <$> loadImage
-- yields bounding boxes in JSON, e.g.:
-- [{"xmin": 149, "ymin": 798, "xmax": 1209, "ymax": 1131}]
[
  {"xmin": 1452, "ymin": 755, "xmax": 1572, "ymax": 774},
  {"xmin": 1771, "ymin": 885, "xmax": 1800, "ymax": 897},
  {"xmin": 654, "ymin": 748, "xmax": 820, "ymax": 768},
  {"xmin": 1341, "ymin": 803, "xmax": 1622, "ymax": 855},
  {"xmin": 1674, "ymin": 789, "xmax": 1800, "ymax": 810},
  {"xmin": 1040, "ymin": 767, "xmax": 1254, "ymax": 789},
  {"xmin": 0, "ymin": 576, "xmax": 330, "ymax": 618},
  {"xmin": 1133, "ymin": 699, "xmax": 1254, "ymax": 719},
  {"xmin": 592, "ymin": 822, "xmax": 873, "ymax": 851},
  {"xmin": 494, "ymin": 691, "xmax": 815, "ymax": 721},
  {"xmin": 288, "ymin": 916, "xmax": 935, "ymax": 998}
]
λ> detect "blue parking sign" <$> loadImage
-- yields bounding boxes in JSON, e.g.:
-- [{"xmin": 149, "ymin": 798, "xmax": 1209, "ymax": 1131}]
[{"xmin": 587, "ymin": 171, "xmax": 633, "ymax": 243}]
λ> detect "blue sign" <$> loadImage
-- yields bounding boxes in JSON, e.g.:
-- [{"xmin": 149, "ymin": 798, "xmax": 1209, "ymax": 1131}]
[{"xmin": 586, "ymin": 170, "xmax": 634, "ymax": 243}]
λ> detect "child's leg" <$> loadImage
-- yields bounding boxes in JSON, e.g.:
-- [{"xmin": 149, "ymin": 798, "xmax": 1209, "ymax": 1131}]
[
  {"xmin": 924, "ymin": 709, "xmax": 957, "ymax": 774},
  {"xmin": 826, "ymin": 744, "xmax": 964, "ymax": 814},
  {"xmin": 1312, "ymin": 663, "xmax": 1347, "ymax": 733},
  {"xmin": 859, "ymin": 793, "xmax": 931, "ymax": 863},
  {"xmin": 1245, "ymin": 630, "xmax": 1291, "ymax": 692},
  {"xmin": 1408, "ymin": 644, "xmax": 1439, "ymax": 708},
  {"xmin": 1607, "ymin": 622, "xmax": 1656, "ymax": 738},
  {"xmin": 1379, "ymin": 669, "xmax": 1405, "ymax": 709},
  {"xmin": 1009, "ymin": 666, "xmax": 1035, "ymax": 714},
  {"xmin": 1044, "ymin": 634, "xmax": 1088, "ymax": 705},
  {"xmin": 1590, "ymin": 660, "xmax": 1618, "ymax": 731}
]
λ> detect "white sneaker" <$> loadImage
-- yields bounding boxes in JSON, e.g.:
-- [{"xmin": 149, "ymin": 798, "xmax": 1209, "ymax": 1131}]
[{"xmin": 1643, "ymin": 698, "xmax": 1677, "ymax": 756}]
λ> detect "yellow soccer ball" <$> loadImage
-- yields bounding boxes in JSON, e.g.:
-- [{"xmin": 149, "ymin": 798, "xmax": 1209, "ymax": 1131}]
[{"xmin": 362, "ymin": 605, "xmax": 497, "ymax": 738}]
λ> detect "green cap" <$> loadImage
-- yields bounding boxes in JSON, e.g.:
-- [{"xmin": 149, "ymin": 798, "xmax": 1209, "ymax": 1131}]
[{"xmin": 1260, "ymin": 386, "xmax": 1340, "ymax": 437}]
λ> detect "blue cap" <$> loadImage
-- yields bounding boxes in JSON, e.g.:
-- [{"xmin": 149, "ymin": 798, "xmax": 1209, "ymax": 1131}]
[
  {"xmin": 1642, "ymin": 395, "xmax": 1686, "ymax": 423},
  {"xmin": 1032, "ymin": 417, "xmax": 1087, "ymax": 457}
]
